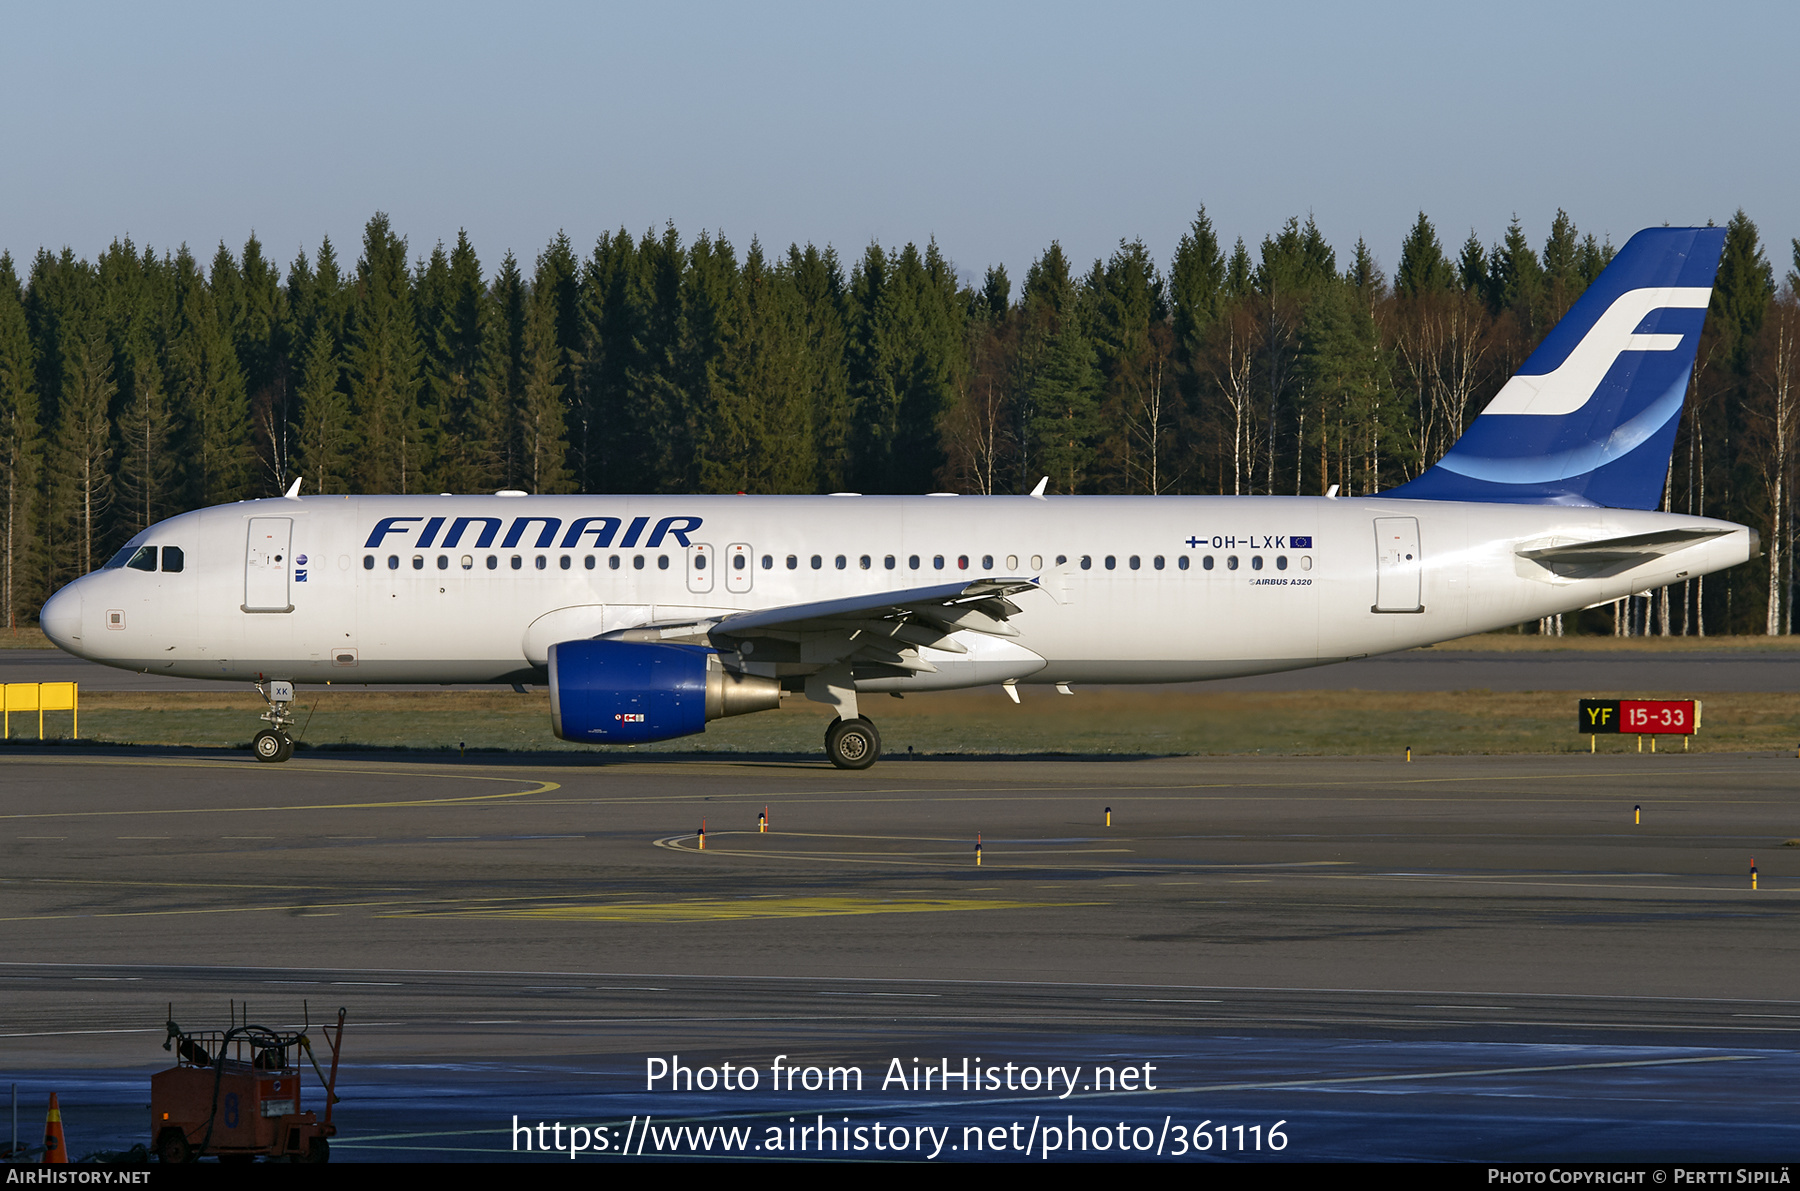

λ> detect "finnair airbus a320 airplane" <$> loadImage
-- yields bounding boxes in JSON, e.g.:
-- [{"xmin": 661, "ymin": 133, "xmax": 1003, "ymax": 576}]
[{"xmin": 41, "ymin": 227, "xmax": 1753, "ymax": 768}]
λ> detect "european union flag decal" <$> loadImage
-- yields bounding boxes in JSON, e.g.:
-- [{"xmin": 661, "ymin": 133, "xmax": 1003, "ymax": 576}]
[{"xmin": 1290, "ymin": 536, "xmax": 1313, "ymax": 548}]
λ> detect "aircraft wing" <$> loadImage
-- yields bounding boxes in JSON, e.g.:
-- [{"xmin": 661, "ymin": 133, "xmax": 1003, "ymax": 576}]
[
  {"xmin": 605, "ymin": 578, "xmax": 1039, "ymax": 673},
  {"xmin": 1516, "ymin": 527, "xmax": 1732, "ymax": 579}
]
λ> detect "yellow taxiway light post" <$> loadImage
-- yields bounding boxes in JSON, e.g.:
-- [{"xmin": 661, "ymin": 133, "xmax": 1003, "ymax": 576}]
[
  {"xmin": 975, "ymin": 833, "xmax": 982, "ymax": 866},
  {"xmin": 1105, "ymin": 806, "xmax": 1111, "ymax": 828},
  {"xmin": 698, "ymin": 819, "xmax": 706, "ymax": 851},
  {"xmin": 1405, "ymin": 746, "xmax": 1412, "ymax": 762},
  {"xmin": 1634, "ymin": 804, "xmax": 1641, "ymax": 825},
  {"xmin": 1751, "ymin": 859, "xmax": 1758, "ymax": 891},
  {"xmin": 759, "ymin": 807, "xmax": 767, "ymax": 833}
]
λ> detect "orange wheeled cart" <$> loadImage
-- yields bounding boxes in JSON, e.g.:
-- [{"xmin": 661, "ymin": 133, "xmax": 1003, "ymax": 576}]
[{"xmin": 150, "ymin": 1005, "xmax": 345, "ymax": 1164}]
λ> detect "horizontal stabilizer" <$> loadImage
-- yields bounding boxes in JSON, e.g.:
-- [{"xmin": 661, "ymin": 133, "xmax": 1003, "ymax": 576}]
[{"xmin": 1516, "ymin": 527, "xmax": 1731, "ymax": 579}]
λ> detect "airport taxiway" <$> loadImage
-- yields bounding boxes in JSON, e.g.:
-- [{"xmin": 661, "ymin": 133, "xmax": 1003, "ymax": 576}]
[{"xmin": 2, "ymin": 748, "xmax": 1796, "ymax": 1160}]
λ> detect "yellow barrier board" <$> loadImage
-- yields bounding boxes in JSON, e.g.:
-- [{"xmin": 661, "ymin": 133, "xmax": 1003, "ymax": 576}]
[{"xmin": 3, "ymin": 681, "xmax": 77, "ymax": 739}]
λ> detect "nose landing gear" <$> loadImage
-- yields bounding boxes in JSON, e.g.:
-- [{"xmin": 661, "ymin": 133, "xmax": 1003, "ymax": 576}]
[{"xmin": 253, "ymin": 680, "xmax": 297, "ymax": 763}]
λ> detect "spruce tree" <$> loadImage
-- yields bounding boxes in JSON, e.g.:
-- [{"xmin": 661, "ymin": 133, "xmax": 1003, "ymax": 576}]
[
  {"xmin": 168, "ymin": 247, "xmax": 251, "ymax": 507},
  {"xmin": 1395, "ymin": 213, "xmax": 1454, "ymax": 298},
  {"xmin": 518, "ymin": 280, "xmax": 572, "ymax": 494},
  {"xmin": 477, "ymin": 252, "xmax": 527, "ymax": 488},
  {"xmin": 346, "ymin": 213, "xmax": 425, "ymax": 492},
  {"xmin": 114, "ymin": 344, "xmax": 175, "ymax": 536},
  {"xmin": 702, "ymin": 240, "xmax": 813, "ymax": 493},
  {"xmin": 0, "ymin": 253, "xmax": 42, "ymax": 629},
  {"xmin": 293, "ymin": 321, "xmax": 353, "ymax": 495},
  {"xmin": 787, "ymin": 243, "xmax": 850, "ymax": 492},
  {"xmin": 1541, "ymin": 210, "xmax": 1582, "ymax": 322},
  {"xmin": 51, "ymin": 326, "xmax": 116, "ymax": 576}
]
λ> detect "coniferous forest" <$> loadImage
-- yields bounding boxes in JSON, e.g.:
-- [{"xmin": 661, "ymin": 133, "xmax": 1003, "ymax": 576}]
[{"xmin": 1, "ymin": 209, "xmax": 1796, "ymax": 636}]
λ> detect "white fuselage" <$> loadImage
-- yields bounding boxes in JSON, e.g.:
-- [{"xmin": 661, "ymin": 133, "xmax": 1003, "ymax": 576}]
[{"xmin": 41, "ymin": 492, "xmax": 1754, "ymax": 690}]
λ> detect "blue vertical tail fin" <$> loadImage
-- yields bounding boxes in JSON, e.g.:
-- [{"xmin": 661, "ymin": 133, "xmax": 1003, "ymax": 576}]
[{"xmin": 1385, "ymin": 226, "xmax": 1726, "ymax": 509}]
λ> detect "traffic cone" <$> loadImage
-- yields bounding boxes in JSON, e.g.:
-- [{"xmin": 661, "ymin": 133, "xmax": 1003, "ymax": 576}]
[{"xmin": 42, "ymin": 1092, "xmax": 66, "ymax": 1163}]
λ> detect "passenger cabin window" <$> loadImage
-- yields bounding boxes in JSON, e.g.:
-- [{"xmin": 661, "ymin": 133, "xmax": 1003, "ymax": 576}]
[
  {"xmin": 1080, "ymin": 555, "xmax": 1092, "ymax": 570},
  {"xmin": 511, "ymin": 556, "xmax": 523, "ymax": 570},
  {"xmin": 1178, "ymin": 556, "xmax": 1189, "ymax": 571},
  {"xmin": 535, "ymin": 556, "xmax": 547, "ymax": 570},
  {"xmin": 909, "ymin": 555, "xmax": 920, "ymax": 569},
  {"xmin": 694, "ymin": 554, "xmax": 707, "ymax": 570},
  {"xmin": 1227, "ymin": 555, "xmax": 1239, "ymax": 570},
  {"xmin": 984, "ymin": 555, "xmax": 995, "ymax": 570},
  {"xmin": 657, "ymin": 555, "xmax": 669, "ymax": 570},
  {"xmin": 1202, "ymin": 555, "xmax": 1213, "ymax": 570},
  {"xmin": 608, "ymin": 555, "xmax": 620, "ymax": 570},
  {"xmin": 835, "ymin": 555, "xmax": 846, "ymax": 570},
  {"xmin": 438, "ymin": 555, "xmax": 449, "ymax": 570},
  {"xmin": 161, "ymin": 546, "xmax": 184, "ymax": 572},
  {"xmin": 364, "ymin": 555, "xmax": 375, "ymax": 570},
  {"xmin": 1153, "ymin": 556, "xmax": 1164, "ymax": 570},
  {"xmin": 633, "ymin": 555, "xmax": 645, "ymax": 570},
  {"xmin": 811, "ymin": 555, "xmax": 823, "ymax": 570},
  {"xmin": 884, "ymin": 555, "xmax": 896, "ymax": 570},
  {"xmin": 126, "ymin": 546, "xmax": 157, "ymax": 572},
  {"xmin": 583, "ymin": 556, "xmax": 594, "ymax": 570},
  {"xmin": 733, "ymin": 554, "xmax": 747, "ymax": 571},
  {"xmin": 1251, "ymin": 555, "xmax": 1263, "ymax": 571},
  {"xmin": 1276, "ymin": 555, "xmax": 1288, "ymax": 571},
  {"xmin": 413, "ymin": 556, "xmax": 424, "ymax": 570},
  {"xmin": 388, "ymin": 555, "xmax": 399, "ymax": 570},
  {"xmin": 957, "ymin": 555, "xmax": 968, "ymax": 570},
  {"xmin": 787, "ymin": 555, "xmax": 798, "ymax": 570},
  {"xmin": 761, "ymin": 555, "xmax": 773, "ymax": 569},
  {"xmin": 858, "ymin": 555, "xmax": 870, "ymax": 570},
  {"xmin": 487, "ymin": 556, "xmax": 499, "ymax": 570},
  {"xmin": 464, "ymin": 556, "xmax": 476, "ymax": 570},
  {"xmin": 933, "ymin": 555, "xmax": 945, "ymax": 570}
]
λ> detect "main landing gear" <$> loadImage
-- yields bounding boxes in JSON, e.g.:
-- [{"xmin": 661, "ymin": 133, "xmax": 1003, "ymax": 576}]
[
  {"xmin": 825, "ymin": 717, "xmax": 881, "ymax": 770},
  {"xmin": 252, "ymin": 680, "xmax": 297, "ymax": 763}
]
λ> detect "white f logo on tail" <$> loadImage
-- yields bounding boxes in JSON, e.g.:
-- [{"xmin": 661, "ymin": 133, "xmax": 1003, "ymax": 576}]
[{"xmin": 1481, "ymin": 287, "xmax": 1712, "ymax": 417}]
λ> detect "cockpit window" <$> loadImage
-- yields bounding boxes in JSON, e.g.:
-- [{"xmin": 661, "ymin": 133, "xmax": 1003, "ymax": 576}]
[
  {"xmin": 160, "ymin": 546, "xmax": 184, "ymax": 573},
  {"xmin": 103, "ymin": 544, "xmax": 141, "ymax": 569},
  {"xmin": 126, "ymin": 546, "xmax": 158, "ymax": 572}
]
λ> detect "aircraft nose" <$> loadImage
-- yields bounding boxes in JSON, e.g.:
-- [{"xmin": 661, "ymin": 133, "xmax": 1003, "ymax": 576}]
[{"xmin": 40, "ymin": 583, "xmax": 83, "ymax": 652}]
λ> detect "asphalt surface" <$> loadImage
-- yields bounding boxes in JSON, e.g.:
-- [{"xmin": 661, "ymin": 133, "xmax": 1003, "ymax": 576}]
[
  {"xmin": 8, "ymin": 646, "xmax": 1800, "ymax": 693},
  {"xmin": 2, "ymin": 749, "xmax": 1796, "ymax": 1162}
]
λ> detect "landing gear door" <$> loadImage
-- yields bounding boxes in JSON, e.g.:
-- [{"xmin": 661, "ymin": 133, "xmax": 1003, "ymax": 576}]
[
  {"xmin": 726, "ymin": 543, "xmax": 753, "ymax": 593},
  {"xmin": 1373, "ymin": 516, "xmax": 1422, "ymax": 613},
  {"xmin": 244, "ymin": 517, "xmax": 294, "ymax": 613},
  {"xmin": 687, "ymin": 543, "xmax": 715, "ymax": 594}
]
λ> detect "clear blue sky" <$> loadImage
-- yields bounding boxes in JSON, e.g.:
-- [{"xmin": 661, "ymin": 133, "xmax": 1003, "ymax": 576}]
[{"xmin": 4, "ymin": 1, "xmax": 1794, "ymax": 286}]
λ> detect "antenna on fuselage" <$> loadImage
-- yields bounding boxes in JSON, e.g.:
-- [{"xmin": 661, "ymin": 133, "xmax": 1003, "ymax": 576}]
[
  {"xmin": 1029, "ymin": 476, "xmax": 1049, "ymax": 499},
  {"xmin": 283, "ymin": 477, "xmax": 302, "ymax": 499}
]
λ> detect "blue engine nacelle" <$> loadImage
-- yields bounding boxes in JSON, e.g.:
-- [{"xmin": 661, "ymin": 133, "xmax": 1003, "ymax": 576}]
[{"xmin": 548, "ymin": 639, "xmax": 782, "ymax": 744}]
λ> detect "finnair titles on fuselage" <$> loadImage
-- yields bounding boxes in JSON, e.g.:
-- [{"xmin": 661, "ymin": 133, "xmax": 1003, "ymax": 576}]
[{"xmin": 41, "ymin": 228, "xmax": 1755, "ymax": 768}]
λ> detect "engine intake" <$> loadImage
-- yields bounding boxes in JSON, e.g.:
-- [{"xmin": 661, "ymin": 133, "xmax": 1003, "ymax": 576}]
[{"xmin": 548, "ymin": 639, "xmax": 780, "ymax": 744}]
